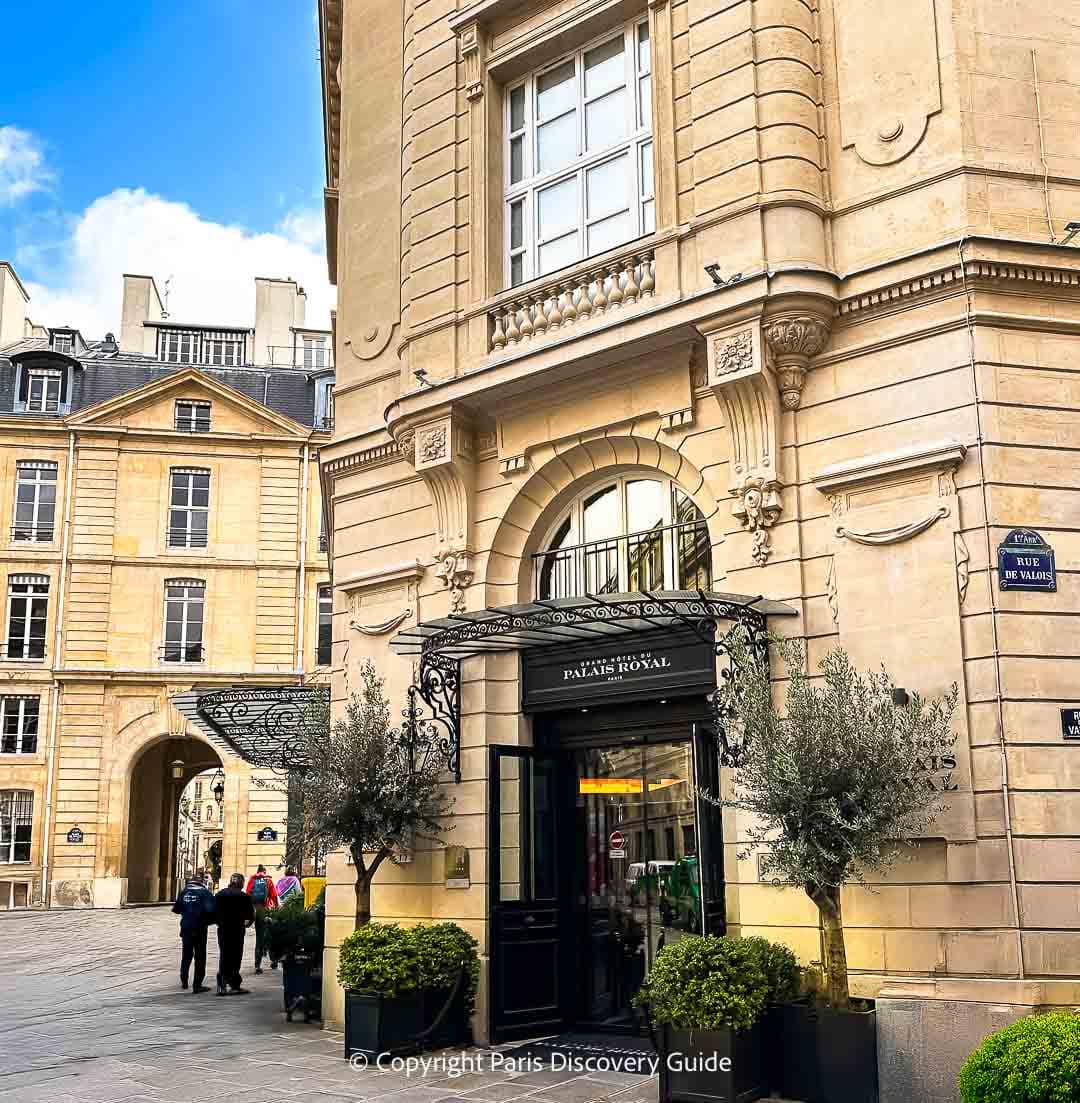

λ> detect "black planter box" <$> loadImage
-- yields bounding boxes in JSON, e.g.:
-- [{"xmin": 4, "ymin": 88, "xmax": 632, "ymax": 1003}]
[
  {"xmin": 345, "ymin": 990, "xmax": 425, "ymax": 1059},
  {"xmin": 657, "ymin": 1022, "xmax": 767, "ymax": 1103},
  {"xmin": 775, "ymin": 1002, "xmax": 878, "ymax": 1103},
  {"xmin": 282, "ymin": 956, "xmax": 322, "ymax": 1022},
  {"xmin": 344, "ymin": 986, "xmax": 473, "ymax": 1059}
]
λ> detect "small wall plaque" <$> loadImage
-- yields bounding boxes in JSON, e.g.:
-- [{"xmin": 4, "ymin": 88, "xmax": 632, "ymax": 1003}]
[
  {"xmin": 1062, "ymin": 709, "xmax": 1080, "ymax": 741},
  {"xmin": 256, "ymin": 827, "xmax": 278, "ymax": 842},
  {"xmin": 444, "ymin": 845, "xmax": 470, "ymax": 889},
  {"xmin": 998, "ymin": 529, "xmax": 1056, "ymax": 592},
  {"xmin": 66, "ymin": 826, "xmax": 84, "ymax": 844}
]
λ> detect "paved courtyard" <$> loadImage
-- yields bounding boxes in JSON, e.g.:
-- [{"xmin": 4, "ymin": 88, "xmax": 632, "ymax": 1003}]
[{"xmin": 0, "ymin": 907, "xmax": 663, "ymax": 1103}]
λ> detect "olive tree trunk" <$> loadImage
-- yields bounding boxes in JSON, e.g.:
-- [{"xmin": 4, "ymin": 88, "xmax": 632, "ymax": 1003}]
[{"xmin": 807, "ymin": 882, "xmax": 850, "ymax": 1009}]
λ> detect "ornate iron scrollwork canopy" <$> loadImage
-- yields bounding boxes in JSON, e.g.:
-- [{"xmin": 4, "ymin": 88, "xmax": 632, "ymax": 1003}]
[
  {"xmin": 392, "ymin": 589, "xmax": 795, "ymax": 777},
  {"xmin": 178, "ymin": 684, "xmax": 330, "ymax": 773}
]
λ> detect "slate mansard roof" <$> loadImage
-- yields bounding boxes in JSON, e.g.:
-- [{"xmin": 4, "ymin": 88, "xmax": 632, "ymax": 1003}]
[{"xmin": 0, "ymin": 337, "xmax": 329, "ymax": 429}]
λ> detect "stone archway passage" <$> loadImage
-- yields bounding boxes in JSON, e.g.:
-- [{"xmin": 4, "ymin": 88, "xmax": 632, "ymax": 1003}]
[{"xmin": 124, "ymin": 736, "xmax": 222, "ymax": 905}]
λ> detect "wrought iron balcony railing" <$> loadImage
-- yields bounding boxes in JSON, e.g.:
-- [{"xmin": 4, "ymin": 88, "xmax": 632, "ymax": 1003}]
[
  {"xmin": 533, "ymin": 518, "xmax": 711, "ymax": 601},
  {"xmin": 10, "ymin": 525, "xmax": 54, "ymax": 543},
  {"xmin": 167, "ymin": 529, "xmax": 209, "ymax": 549},
  {"xmin": 159, "ymin": 643, "xmax": 206, "ymax": 663},
  {"xmin": 266, "ymin": 345, "xmax": 335, "ymax": 370}
]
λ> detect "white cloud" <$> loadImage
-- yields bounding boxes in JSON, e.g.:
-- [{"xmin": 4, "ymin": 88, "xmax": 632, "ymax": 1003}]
[
  {"xmin": 24, "ymin": 189, "xmax": 334, "ymax": 337},
  {"xmin": 0, "ymin": 126, "xmax": 51, "ymax": 206}
]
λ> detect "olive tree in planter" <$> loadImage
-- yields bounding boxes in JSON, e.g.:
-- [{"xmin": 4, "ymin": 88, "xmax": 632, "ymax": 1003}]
[
  {"xmin": 720, "ymin": 635, "xmax": 958, "ymax": 1103},
  {"xmin": 635, "ymin": 934, "xmax": 799, "ymax": 1103},
  {"xmin": 296, "ymin": 661, "xmax": 453, "ymax": 927}
]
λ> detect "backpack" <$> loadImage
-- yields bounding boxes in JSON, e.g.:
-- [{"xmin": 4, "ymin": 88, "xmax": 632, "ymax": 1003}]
[
  {"xmin": 279, "ymin": 877, "xmax": 300, "ymax": 901},
  {"xmin": 251, "ymin": 876, "xmax": 269, "ymax": 904}
]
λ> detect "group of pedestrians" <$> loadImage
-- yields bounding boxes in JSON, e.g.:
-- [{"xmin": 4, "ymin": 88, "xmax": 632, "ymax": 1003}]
[{"xmin": 172, "ymin": 864, "xmax": 302, "ymax": 995}]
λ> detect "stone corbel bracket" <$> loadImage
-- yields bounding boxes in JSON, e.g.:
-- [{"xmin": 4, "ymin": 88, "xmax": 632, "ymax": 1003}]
[
  {"xmin": 703, "ymin": 320, "xmax": 783, "ymax": 566},
  {"xmin": 457, "ymin": 20, "xmax": 484, "ymax": 101},
  {"xmin": 763, "ymin": 312, "xmax": 832, "ymax": 411},
  {"xmin": 395, "ymin": 408, "xmax": 476, "ymax": 613}
]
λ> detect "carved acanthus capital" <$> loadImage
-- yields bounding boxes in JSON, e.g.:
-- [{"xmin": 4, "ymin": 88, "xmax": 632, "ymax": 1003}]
[
  {"xmin": 396, "ymin": 429, "xmax": 416, "ymax": 463},
  {"xmin": 763, "ymin": 313, "xmax": 832, "ymax": 410}
]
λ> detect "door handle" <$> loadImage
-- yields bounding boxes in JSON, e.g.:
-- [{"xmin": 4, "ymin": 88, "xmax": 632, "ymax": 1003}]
[{"xmin": 523, "ymin": 914, "xmax": 536, "ymax": 926}]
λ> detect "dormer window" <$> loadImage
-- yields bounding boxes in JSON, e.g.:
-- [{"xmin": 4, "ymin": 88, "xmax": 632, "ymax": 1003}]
[
  {"xmin": 51, "ymin": 333, "xmax": 74, "ymax": 355},
  {"xmin": 161, "ymin": 330, "xmax": 199, "ymax": 364},
  {"xmin": 175, "ymin": 401, "xmax": 212, "ymax": 433},
  {"xmin": 316, "ymin": 378, "xmax": 335, "ymax": 430},
  {"xmin": 205, "ymin": 334, "xmax": 242, "ymax": 366},
  {"xmin": 26, "ymin": 370, "xmax": 62, "ymax": 414}
]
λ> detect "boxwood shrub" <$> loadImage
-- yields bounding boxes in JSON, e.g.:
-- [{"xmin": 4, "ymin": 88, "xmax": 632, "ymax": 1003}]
[
  {"xmin": 337, "ymin": 921, "xmax": 479, "ymax": 1011},
  {"xmin": 958, "ymin": 1011, "xmax": 1080, "ymax": 1103},
  {"xmin": 739, "ymin": 935, "xmax": 801, "ymax": 1004},
  {"xmin": 634, "ymin": 935, "xmax": 773, "ymax": 1033}
]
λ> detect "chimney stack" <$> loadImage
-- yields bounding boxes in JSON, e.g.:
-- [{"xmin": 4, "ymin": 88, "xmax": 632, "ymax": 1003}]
[
  {"xmin": 120, "ymin": 274, "xmax": 165, "ymax": 354},
  {"xmin": 254, "ymin": 276, "xmax": 306, "ymax": 366},
  {"xmin": 0, "ymin": 263, "xmax": 31, "ymax": 347}
]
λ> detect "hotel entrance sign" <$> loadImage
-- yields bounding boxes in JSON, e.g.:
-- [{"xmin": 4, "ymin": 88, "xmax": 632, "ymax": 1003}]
[{"xmin": 998, "ymin": 529, "xmax": 1056, "ymax": 592}]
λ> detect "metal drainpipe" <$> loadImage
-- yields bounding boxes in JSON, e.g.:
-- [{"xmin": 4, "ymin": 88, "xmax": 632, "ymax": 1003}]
[
  {"xmin": 296, "ymin": 444, "xmax": 311, "ymax": 673},
  {"xmin": 40, "ymin": 428, "xmax": 77, "ymax": 908}
]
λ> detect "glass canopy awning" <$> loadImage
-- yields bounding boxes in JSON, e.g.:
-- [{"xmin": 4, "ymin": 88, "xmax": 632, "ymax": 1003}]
[{"xmin": 389, "ymin": 589, "xmax": 796, "ymax": 659}]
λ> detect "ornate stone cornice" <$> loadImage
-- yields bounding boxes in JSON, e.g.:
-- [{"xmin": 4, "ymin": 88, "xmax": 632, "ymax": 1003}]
[{"xmin": 763, "ymin": 313, "xmax": 832, "ymax": 410}]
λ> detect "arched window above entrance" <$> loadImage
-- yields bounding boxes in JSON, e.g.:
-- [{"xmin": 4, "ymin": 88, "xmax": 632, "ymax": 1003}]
[{"xmin": 535, "ymin": 476, "xmax": 711, "ymax": 599}]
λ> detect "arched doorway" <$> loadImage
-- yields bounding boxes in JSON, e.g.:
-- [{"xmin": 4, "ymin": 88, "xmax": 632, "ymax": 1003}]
[{"xmin": 124, "ymin": 736, "xmax": 222, "ymax": 904}]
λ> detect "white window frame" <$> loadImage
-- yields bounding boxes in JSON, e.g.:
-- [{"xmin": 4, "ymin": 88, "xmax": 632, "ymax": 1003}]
[
  {"xmin": 0, "ymin": 697, "xmax": 39, "ymax": 755},
  {"xmin": 12, "ymin": 462, "xmax": 58, "ymax": 543},
  {"xmin": 162, "ymin": 579, "xmax": 206, "ymax": 663},
  {"xmin": 160, "ymin": 330, "xmax": 200, "ymax": 364},
  {"xmin": 175, "ymin": 400, "xmax": 212, "ymax": 433},
  {"xmin": 205, "ymin": 337, "xmax": 241, "ymax": 366},
  {"xmin": 168, "ymin": 468, "xmax": 210, "ymax": 549},
  {"xmin": 26, "ymin": 369, "xmax": 63, "ymax": 414},
  {"xmin": 5, "ymin": 575, "xmax": 49, "ymax": 661},
  {"xmin": 303, "ymin": 334, "xmax": 328, "ymax": 370},
  {"xmin": 0, "ymin": 790, "xmax": 33, "ymax": 864},
  {"xmin": 52, "ymin": 333, "xmax": 74, "ymax": 355},
  {"xmin": 503, "ymin": 18, "xmax": 653, "ymax": 288},
  {"xmin": 0, "ymin": 879, "xmax": 32, "ymax": 908}
]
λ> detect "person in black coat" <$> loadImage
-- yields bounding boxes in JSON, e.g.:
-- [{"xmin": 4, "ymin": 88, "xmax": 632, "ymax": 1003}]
[
  {"xmin": 172, "ymin": 869, "xmax": 215, "ymax": 993},
  {"xmin": 213, "ymin": 872, "xmax": 256, "ymax": 995}
]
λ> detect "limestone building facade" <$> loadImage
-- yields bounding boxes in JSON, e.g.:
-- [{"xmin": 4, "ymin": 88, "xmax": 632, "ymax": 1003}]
[
  {"xmin": 317, "ymin": 0, "xmax": 1080, "ymax": 1036},
  {"xmin": 0, "ymin": 264, "xmax": 333, "ymax": 909}
]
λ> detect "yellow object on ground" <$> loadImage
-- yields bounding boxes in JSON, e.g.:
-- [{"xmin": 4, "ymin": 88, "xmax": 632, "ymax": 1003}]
[{"xmin": 302, "ymin": 876, "xmax": 326, "ymax": 908}]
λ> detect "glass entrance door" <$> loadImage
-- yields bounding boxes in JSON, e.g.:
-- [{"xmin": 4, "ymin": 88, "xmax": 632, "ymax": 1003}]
[{"xmin": 572, "ymin": 740, "xmax": 702, "ymax": 1030}]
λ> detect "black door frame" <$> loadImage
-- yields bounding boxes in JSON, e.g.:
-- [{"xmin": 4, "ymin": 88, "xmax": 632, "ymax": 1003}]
[{"xmin": 488, "ymin": 697, "xmax": 726, "ymax": 1041}]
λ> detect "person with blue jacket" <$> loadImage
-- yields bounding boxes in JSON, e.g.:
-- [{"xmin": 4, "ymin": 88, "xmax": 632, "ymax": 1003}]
[{"xmin": 172, "ymin": 869, "xmax": 215, "ymax": 993}]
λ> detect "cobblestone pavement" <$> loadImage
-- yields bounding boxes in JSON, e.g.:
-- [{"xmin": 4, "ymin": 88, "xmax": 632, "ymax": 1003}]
[{"xmin": 0, "ymin": 908, "xmax": 663, "ymax": 1103}]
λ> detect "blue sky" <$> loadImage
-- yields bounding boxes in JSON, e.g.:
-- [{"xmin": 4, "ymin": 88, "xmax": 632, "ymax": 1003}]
[{"xmin": 0, "ymin": 1, "xmax": 334, "ymax": 335}]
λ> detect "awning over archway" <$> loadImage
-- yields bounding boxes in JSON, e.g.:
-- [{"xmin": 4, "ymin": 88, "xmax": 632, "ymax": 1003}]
[
  {"xmin": 171, "ymin": 684, "xmax": 329, "ymax": 772},
  {"xmin": 389, "ymin": 589, "xmax": 796, "ymax": 659}
]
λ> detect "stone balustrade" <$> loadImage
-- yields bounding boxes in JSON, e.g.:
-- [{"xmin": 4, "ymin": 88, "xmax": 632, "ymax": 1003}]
[{"xmin": 489, "ymin": 249, "xmax": 655, "ymax": 352}]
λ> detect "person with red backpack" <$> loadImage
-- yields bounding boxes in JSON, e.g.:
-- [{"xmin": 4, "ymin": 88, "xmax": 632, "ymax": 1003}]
[{"xmin": 245, "ymin": 865, "xmax": 278, "ymax": 974}]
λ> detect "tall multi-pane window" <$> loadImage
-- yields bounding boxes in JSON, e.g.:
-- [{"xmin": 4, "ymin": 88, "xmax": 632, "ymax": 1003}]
[
  {"xmin": 0, "ymin": 792, "xmax": 32, "ymax": 863},
  {"xmin": 12, "ymin": 462, "xmax": 57, "ymax": 543},
  {"xmin": 175, "ymin": 400, "xmax": 212, "ymax": 432},
  {"xmin": 163, "ymin": 579, "xmax": 205, "ymax": 663},
  {"xmin": 5, "ymin": 576, "xmax": 48, "ymax": 660},
  {"xmin": 303, "ymin": 335, "xmax": 328, "ymax": 369},
  {"xmin": 160, "ymin": 330, "xmax": 200, "ymax": 364},
  {"xmin": 26, "ymin": 369, "xmax": 63, "ymax": 414},
  {"xmin": 317, "ymin": 584, "xmax": 333, "ymax": 666},
  {"xmin": 0, "ymin": 698, "xmax": 39, "ymax": 755},
  {"xmin": 168, "ymin": 469, "xmax": 210, "ymax": 548},
  {"xmin": 504, "ymin": 19, "xmax": 653, "ymax": 286},
  {"xmin": 534, "ymin": 477, "xmax": 710, "ymax": 599}
]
